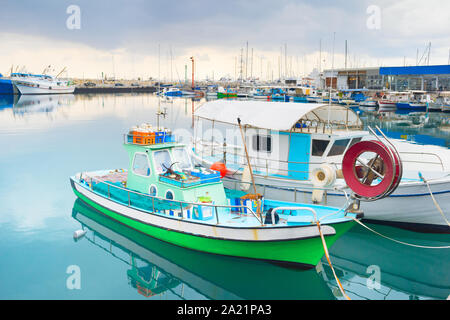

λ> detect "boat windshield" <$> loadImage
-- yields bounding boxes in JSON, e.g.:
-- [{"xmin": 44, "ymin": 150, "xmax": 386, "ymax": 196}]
[
  {"xmin": 327, "ymin": 139, "xmax": 351, "ymax": 157},
  {"xmin": 172, "ymin": 147, "xmax": 193, "ymax": 170},
  {"xmin": 154, "ymin": 150, "xmax": 173, "ymax": 174}
]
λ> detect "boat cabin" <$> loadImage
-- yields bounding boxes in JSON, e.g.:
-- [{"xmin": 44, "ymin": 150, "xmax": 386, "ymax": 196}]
[
  {"xmin": 193, "ymin": 100, "xmax": 367, "ymax": 181},
  {"xmin": 124, "ymin": 126, "xmax": 227, "ymax": 207}
]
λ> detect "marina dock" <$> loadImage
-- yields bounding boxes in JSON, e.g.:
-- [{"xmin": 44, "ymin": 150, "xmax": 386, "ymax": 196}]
[{"xmin": 74, "ymin": 85, "xmax": 157, "ymax": 94}]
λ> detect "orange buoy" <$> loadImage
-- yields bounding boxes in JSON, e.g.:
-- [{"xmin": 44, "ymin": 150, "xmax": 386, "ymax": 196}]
[{"xmin": 210, "ymin": 162, "xmax": 227, "ymax": 178}]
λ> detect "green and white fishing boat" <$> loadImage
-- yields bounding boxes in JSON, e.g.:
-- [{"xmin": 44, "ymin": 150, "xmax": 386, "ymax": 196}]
[{"xmin": 70, "ymin": 124, "xmax": 364, "ymax": 269}]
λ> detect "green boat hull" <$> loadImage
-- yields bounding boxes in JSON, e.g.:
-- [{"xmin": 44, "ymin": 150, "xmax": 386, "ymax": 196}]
[
  {"xmin": 217, "ymin": 92, "xmax": 237, "ymax": 98},
  {"xmin": 73, "ymin": 187, "xmax": 356, "ymax": 268}
]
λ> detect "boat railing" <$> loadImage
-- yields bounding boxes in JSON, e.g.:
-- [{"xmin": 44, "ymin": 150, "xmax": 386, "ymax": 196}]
[
  {"xmin": 398, "ymin": 151, "xmax": 446, "ymax": 171},
  {"xmin": 223, "ymin": 178, "xmax": 350, "ymax": 205},
  {"xmin": 195, "ymin": 141, "xmax": 341, "ymax": 177},
  {"xmin": 196, "ymin": 140, "xmax": 448, "ymax": 175},
  {"xmin": 79, "ymin": 174, "xmax": 264, "ymax": 225},
  {"xmin": 270, "ymin": 207, "xmax": 318, "ymax": 226}
]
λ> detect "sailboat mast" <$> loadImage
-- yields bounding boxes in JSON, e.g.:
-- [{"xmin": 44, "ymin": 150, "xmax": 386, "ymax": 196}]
[{"xmin": 327, "ymin": 32, "xmax": 336, "ymax": 127}]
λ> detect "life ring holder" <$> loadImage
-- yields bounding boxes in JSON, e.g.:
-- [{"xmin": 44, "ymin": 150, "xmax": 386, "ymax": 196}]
[{"xmin": 342, "ymin": 128, "xmax": 402, "ymax": 202}]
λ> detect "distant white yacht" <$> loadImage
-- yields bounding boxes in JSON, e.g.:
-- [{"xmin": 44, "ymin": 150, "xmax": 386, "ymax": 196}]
[{"xmin": 11, "ymin": 73, "xmax": 75, "ymax": 94}]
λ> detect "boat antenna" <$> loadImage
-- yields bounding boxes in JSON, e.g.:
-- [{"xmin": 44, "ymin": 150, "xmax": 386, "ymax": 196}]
[
  {"xmin": 42, "ymin": 65, "xmax": 51, "ymax": 75},
  {"xmin": 157, "ymin": 43, "xmax": 161, "ymax": 130},
  {"xmin": 56, "ymin": 67, "xmax": 67, "ymax": 78},
  {"xmin": 237, "ymin": 117, "xmax": 262, "ymax": 217},
  {"xmin": 327, "ymin": 32, "xmax": 336, "ymax": 128}
]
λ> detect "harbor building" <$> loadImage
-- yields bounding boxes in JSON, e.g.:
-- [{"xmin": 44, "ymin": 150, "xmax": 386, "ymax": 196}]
[{"xmin": 323, "ymin": 65, "xmax": 450, "ymax": 92}]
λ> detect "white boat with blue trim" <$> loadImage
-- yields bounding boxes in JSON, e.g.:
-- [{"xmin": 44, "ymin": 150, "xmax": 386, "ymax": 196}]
[
  {"xmin": 192, "ymin": 100, "xmax": 450, "ymax": 233},
  {"xmin": 11, "ymin": 72, "xmax": 75, "ymax": 94}
]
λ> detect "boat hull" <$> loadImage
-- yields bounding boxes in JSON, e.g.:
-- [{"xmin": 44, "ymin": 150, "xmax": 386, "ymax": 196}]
[
  {"xmin": 221, "ymin": 174, "xmax": 450, "ymax": 233},
  {"xmin": 218, "ymin": 92, "xmax": 237, "ymax": 98},
  {"xmin": 396, "ymin": 102, "xmax": 427, "ymax": 111},
  {"xmin": 378, "ymin": 101, "xmax": 397, "ymax": 111},
  {"xmin": 15, "ymin": 83, "xmax": 75, "ymax": 94},
  {"xmin": 0, "ymin": 79, "xmax": 18, "ymax": 94},
  {"xmin": 70, "ymin": 178, "xmax": 355, "ymax": 268}
]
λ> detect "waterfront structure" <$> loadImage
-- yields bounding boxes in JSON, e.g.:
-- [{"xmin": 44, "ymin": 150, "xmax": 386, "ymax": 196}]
[{"xmin": 323, "ymin": 65, "xmax": 450, "ymax": 92}]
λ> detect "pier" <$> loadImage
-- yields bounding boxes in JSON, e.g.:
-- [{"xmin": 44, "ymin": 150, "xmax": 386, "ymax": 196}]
[{"xmin": 74, "ymin": 85, "xmax": 157, "ymax": 94}]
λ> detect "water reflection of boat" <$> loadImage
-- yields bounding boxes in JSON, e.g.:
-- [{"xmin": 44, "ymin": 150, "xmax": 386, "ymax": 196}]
[
  {"xmin": 71, "ymin": 199, "xmax": 335, "ymax": 300},
  {"xmin": 0, "ymin": 94, "xmax": 19, "ymax": 110},
  {"xmin": 12, "ymin": 94, "xmax": 75, "ymax": 115},
  {"xmin": 320, "ymin": 224, "xmax": 450, "ymax": 300}
]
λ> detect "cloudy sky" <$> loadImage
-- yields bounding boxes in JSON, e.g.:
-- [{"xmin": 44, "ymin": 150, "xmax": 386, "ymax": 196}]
[{"xmin": 0, "ymin": 0, "xmax": 449, "ymax": 80}]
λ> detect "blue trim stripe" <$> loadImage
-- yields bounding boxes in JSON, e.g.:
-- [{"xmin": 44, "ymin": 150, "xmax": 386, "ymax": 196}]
[{"xmin": 380, "ymin": 65, "xmax": 450, "ymax": 76}]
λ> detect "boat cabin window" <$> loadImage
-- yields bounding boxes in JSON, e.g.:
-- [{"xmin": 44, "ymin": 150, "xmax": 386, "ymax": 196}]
[
  {"xmin": 327, "ymin": 139, "xmax": 351, "ymax": 157},
  {"xmin": 166, "ymin": 190, "xmax": 174, "ymax": 200},
  {"xmin": 172, "ymin": 147, "xmax": 193, "ymax": 170},
  {"xmin": 133, "ymin": 153, "xmax": 151, "ymax": 177},
  {"xmin": 349, "ymin": 137, "xmax": 363, "ymax": 147},
  {"xmin": 154, "ymin": 150, "xmax": 173, "ymax": 174},
  {"xmin": 149, "ymin": 185, "xmax": 157, "ymax": 197},
  {"xmin": 311, "ymin": 139, "xmax": 330, "ymax": 157},
  {"xmin": 252, "ymin": 135, "xmax": 272, "ymax": 153}
]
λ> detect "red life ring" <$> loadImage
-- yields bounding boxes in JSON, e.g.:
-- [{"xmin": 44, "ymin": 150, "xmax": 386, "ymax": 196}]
[{"xmin": 342, "ymin": 140, "xmax": 402, "ymax": 200}]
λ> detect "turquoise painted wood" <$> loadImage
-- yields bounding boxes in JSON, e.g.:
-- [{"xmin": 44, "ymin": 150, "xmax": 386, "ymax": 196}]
[
  {"xmin": 123, "ymin": 142, "xmax": 227, "ymax": 206},
  {"xmin": 288, "ymin": 133, "xmax": 311, "ymax": 180}
]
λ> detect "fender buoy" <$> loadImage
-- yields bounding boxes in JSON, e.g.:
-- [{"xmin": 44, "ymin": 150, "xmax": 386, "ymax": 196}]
[
  {"xmin": 342, "ymin": 140, "xmax": 402, "ymax": 200},
  {"xmin": 73, "ymin": 229, "xmax": 87, "ymax": 240},
  {"xmin": 210, "ymin": 162, "xmax": 227, "ymax": 178},
  {"xmin": 311, "ymin": 164, "xmax": 336, "ymax": 188},
  {"xmin": 240, "ymin": 166, "xmax": 252, "ymax": 191}
]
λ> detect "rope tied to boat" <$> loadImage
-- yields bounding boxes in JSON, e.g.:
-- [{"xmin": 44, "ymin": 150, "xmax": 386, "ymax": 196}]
[
  {"xmin": 351, "ymin": 218, "xmax": 450, "ymax": 249},
  {"xmin": 315, "ymin": 220, "xmax": 351, "ymax": 300},
  {"xmin": 418, "ymin": 172, "xmax": 450, "ymax": 228}
]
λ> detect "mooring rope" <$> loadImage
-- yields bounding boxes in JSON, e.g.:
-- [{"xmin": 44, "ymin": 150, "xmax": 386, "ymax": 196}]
[
  {"xmin": 316, "ymin": 221, "xmax": 351, "ymax": 300},
  {"xmin": 351, "ymin": 218, "xmax": 450, "ymax": 249},
  {"xmin": 419, "ymin": 172, "xmax": 450, "ymax": 228}
]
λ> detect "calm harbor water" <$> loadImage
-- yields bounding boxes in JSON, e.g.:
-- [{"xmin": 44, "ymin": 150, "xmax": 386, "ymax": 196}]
[{"xmin": 0, "ymin": 93, "xmax": 449, "ymax": 300}]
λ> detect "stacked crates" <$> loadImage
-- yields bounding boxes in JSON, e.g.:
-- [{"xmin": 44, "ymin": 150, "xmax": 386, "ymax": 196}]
[{"xmin": 127, "ymin": 125, "xmax": 174, "ymax": 145}]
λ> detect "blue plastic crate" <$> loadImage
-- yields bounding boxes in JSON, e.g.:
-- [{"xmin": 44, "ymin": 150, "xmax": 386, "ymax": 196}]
[
  {"xmin": 159, "ymin": 175, "xmax": 201, "ymax": 187},
  {"xmin": 164, "ymin": 133, "xmax": 174, "ymax": 142},
  {"xmin": 155, "ymin": 131, "xmax": 165, "ymax": 143},
  {"xmin": 192, "ymin": 204, "xmax": 214, "ymax": 220},
  {"xmin": 190, "ymin": 170, "xmax": 221, "ymax": 184}
]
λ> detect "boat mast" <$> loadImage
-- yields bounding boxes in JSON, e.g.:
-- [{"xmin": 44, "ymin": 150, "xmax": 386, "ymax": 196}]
[
  {"xmin": 245, "ymin": 41, "xmax": 248, "ymax": 80},
  {"xmin": 56, "ymin": 67, "xmax": 67, "ymax": 78},
  {"xmin": 190, "ymin": 56, "xmax": 195, "ymax": 89},
  {"xmin": 157, "ymin": 44, "xmax": 161, "ymax": 129},
  {"xmin": 327, "ymin": 32, "xmax": 336, "ymax": 127},
  {"xmin": 237, "ymin": 118, "xmax": 262, "ymax": 219}
]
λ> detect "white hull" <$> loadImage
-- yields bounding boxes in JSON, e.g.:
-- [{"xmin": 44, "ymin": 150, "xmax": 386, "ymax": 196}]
[
  {"xmin": 71, "ymin": 176, "xmax": 338, "ymax": 242},
  {"xmin": 15, "ymin": 83, "xmax": 75, "ymax": 94},
  {"xmin": 222, "ymin": 174, "xmax": 450, "ymax": 231},
  {"xmin": 358, "ymin": 101, "xmax": 377, "ymax": 111},
  {"xmin": 194, "ymin": 153, "xmax": 450, "ymax": 232},
  {"xmin": 427, "ymin": 104, "xmax": 443, "ymax": 111},
  {"xmin": 253, "ymin": 95, "xmax": 269, "ymax": 100},
  {"xmin": 378, "ymin": 103, "xmax": 397, "ymax": 111}
]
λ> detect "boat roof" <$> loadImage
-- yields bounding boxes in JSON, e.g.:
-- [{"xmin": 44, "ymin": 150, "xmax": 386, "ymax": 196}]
[{"xmin": 194, "ymin": 100, "xmax": 362, "ymax": 131}]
